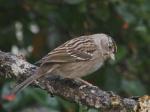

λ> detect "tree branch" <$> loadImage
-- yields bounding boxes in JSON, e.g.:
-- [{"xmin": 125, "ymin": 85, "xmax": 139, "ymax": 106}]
[{"xmin": 0, "ymin": 51, "xmax": 150, "ymax": 112}]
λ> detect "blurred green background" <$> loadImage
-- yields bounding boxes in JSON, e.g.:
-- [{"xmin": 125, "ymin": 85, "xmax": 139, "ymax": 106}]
[{"xmin": 0, "ymin": 0, "xmax": 150, "ymax": 112}]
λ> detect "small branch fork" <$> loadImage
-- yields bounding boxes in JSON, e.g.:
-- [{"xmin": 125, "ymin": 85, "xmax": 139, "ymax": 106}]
[{"xmin": 0, "ymin": 51, "xmax": 150, "ymax": 112}]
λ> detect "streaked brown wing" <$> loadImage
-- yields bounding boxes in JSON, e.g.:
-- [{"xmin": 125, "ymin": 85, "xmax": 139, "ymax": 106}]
[{"xmin": 36, "ymin": 37, "xmax": 97, "ymax": 65}]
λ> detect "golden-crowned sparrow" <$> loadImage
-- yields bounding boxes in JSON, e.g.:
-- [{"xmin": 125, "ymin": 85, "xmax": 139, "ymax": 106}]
[{"xmin": 12, "ymin": 33, "xmax": 117, "ymax": 94}]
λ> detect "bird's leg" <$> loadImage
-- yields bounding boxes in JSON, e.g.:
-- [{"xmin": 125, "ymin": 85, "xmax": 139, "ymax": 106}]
[
  {"xmin": 75, "ymin": 78, "xmax": 97, "ymax": 90},
  {"xmin": 76, "ymin": 78, "xmax": 93, "ymax": 86},
  {"xmin": 75, "ymin": 78, "xmax": 98, "ymax": 90}
]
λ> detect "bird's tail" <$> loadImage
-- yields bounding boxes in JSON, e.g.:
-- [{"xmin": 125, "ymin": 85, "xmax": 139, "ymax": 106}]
[
  {"xmin": 11, "ymin": 65, "xmax": 58, "ymax": 95},
  {"xmin": 12, "ymin": 70, "xmax": 42, "ymax": 94},
  {"xmin": 3, "ymin": 72, "xmax": 42, "ymax": 101}
]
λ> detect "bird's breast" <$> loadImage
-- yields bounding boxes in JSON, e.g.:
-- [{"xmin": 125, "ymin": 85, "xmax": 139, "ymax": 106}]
[{"xmin": 86, "ymin": 57, "xmax": 103, "ymax": 75}]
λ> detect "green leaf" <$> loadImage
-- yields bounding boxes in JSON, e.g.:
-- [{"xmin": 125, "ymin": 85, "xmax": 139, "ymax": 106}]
[{"xmin": 121, "ymin": 79, "xmax": 146, "ymax": 96}]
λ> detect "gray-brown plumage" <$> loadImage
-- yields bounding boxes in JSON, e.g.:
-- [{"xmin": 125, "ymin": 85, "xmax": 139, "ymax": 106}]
[{"xmin": 12, "ymin": 33, "xmax": 117, "ymax": 94}]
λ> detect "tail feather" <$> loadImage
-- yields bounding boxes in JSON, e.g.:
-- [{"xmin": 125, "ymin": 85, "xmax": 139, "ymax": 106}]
[
  {"xmin": 12, "ymin": 64, "xmax": 59, "ymax": 95},
  {"xmin": 12, "ymin": 73, "xmax": 41, "ymax": 94}
]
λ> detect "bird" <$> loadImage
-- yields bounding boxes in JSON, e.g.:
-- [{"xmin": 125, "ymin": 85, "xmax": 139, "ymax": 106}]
[{"xmin": 12, "ymin": 33, "xmax": 117, "ymax": 94}]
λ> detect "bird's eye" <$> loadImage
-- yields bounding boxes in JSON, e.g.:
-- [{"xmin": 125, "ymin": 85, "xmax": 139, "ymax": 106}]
[{"xmin": 108, "ymin": 45, "xmax": 112, "ymax": 50}]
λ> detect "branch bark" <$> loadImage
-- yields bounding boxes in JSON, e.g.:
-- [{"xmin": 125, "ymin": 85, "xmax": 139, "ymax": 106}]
[{"xmin": 0, "ymin": 51, "xmax": 150, "ymax": 112}]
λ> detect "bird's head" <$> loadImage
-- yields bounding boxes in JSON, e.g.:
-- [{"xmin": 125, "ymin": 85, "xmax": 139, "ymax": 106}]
[{"xmin": 92, "ymin": 33, "xmax": 117, "ymax": 60}]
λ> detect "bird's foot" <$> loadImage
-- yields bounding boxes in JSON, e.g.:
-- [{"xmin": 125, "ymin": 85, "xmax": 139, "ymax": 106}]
[{"xmin": 75, "ymin": 78, "xmax": 98, "ymax": 90}]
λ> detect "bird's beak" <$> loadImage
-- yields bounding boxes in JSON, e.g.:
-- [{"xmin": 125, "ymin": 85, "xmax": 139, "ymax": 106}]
[{"xmin": 110, "ymin": 53, "xmax": 115, "ymax": 60}]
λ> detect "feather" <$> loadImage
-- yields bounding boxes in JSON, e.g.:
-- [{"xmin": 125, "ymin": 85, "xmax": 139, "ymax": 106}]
[{"xmin": 36, "ymin": 37, "xmax": 97, "ymax": 65}]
